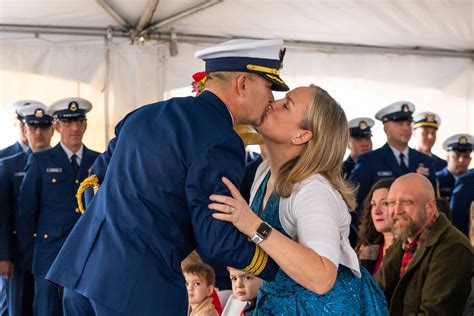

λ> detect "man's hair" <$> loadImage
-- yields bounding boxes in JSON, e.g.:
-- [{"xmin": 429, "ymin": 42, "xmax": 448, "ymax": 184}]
[
  {"xmin": 182, "ymin": 262, "xmax": 216, "ymax": 286},
  {"xmin": 206, "ymin": 71, "xmax": 258, "ymax": 90}
]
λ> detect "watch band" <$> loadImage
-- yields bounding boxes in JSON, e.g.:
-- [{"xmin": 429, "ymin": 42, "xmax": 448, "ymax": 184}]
[{"xmin": 251, "ymin": 221, "xmax": 272, "ymax": 245}]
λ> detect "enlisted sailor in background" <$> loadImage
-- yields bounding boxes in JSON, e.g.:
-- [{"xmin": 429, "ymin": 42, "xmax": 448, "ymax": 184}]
[
  {"xmin": 450, "ymin": 172, "xmax": 474, "ymax": 236},
  {"xmin": 18, "ymin": 98, "xmax": 99, "ymax": 316},
  {"xmin": 0, "ymin": 100, "xmax": 33, "ymax": 159},
  {"xmin": 349, "ymin": 101, "xmax": 436, "ymax": 245},
  {"xmin": 342, "ymin": 117, "xmax": 374, "ymax": 179},
  {"xmin": 46, "ymin": 39, "xmax": 286, "ymax": 315},
  {"xmin": 436, "ymin": 134, "xmax": 473, "ymax": 200},
  {"xmin": 412, "ymin": 111, "xmax": 447, "ymax": 172},
  {"xmin": 0, "ymin": 103, "xmax": 54, "ymax": 316}
]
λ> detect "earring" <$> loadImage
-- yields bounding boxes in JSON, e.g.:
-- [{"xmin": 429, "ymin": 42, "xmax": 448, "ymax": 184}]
[{"xmin": 291, "ymin": 139, "xmax": 296, "ymax": 144}]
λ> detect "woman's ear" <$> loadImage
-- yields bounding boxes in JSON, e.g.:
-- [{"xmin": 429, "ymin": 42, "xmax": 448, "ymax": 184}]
[{"xmin": 291, "ymin": 130, "xmax": 312, "ymax": 145}]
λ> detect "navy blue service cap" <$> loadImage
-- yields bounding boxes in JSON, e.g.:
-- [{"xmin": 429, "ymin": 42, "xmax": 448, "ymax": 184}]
[
  {"xmin": 195, "ymin": 38, "xmax": 289, "ymax": 91},
  {"xmin": 375, "ymin": 101, "xmax": 415, "ymax": 123},
  {"xmin": 413, "ymin": 111, "xmax": 441, "ymax": 129},
  {"xmin": 10, "ymin": 100, "xmax": 45, "ymax": 121},
  {"xmin": 348, "ymin": 117, "xmax": 374, "ymax": 138},
  {"xmin": 49, "ymin": 97, "xmax": 92, "ymax": 121},
  {"xmin": 16, "ymin": 102, "xmax": 52, "ymax": 126},
  {"xmin": 443, "ymin": 134, "xmax": 472, "ymax": 153}
]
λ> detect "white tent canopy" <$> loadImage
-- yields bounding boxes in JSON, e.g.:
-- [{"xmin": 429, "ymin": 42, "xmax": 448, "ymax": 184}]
[{"xmin": 0, "ymin": 0, "xmax": 473, "ymax": 155}]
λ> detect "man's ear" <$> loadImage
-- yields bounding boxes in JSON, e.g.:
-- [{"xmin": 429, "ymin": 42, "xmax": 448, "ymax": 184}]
[
  {"xmin": 235, "ymin": 73, "xmax": 248, "ymax": 97},
  {"xmin": 53, "ymin": 122, "xmax": 60, "ymax": 133},
  {"xmin": 425, "ymin": 199, "xmax": 437, "ymax": 218}
]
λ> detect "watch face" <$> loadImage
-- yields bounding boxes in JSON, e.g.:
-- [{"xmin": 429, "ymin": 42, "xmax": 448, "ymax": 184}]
[{"xmin": 257, "ymin": 222, "xmax": 272, "ymax": 239}]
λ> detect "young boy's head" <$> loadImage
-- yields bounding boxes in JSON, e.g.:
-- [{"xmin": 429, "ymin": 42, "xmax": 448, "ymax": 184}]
[
  {"xmin": 227, "ymin": 267, "xmax": 263, "ymax": 302},
  {"xmin": 183, "ymin": 262, "xmax": 216, "ymax": 307}
]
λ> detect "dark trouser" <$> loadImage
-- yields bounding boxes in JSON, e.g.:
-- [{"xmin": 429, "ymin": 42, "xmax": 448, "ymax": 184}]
[
  {"xmin": 7, "ymin": 268, "xmax": 34, "ymax": 316},
  {"xmin": 63, "ymin": 288, "xmax": 125, "ymax": 316},
  {"xmin": 33, "ymin": 276, "xmax": 62, "ymax": 316}
]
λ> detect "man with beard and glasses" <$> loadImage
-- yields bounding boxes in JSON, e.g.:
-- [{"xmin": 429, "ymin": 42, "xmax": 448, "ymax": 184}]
[{"xmin": 377, "ymin": 173, "xmax": 472, "ymax": 315}]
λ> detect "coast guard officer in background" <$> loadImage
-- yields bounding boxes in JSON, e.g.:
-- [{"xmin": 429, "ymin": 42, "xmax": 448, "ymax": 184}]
[
  {"xmin": 450, "ymin": 172, "xmax": 474, "ymax": 236},
  {"xmin": 436, "ymin": 134, "xmax": 473, "ymax": 200},
  {"xmin": 0, "ymin": 100, "xmax": 32, "ymax": 159},
  {"xmin": 342, "ymin": 117, "xmax": 374, "ymax": 179},
  {"xmin": 0, "ymin": 102, "xmax": 54, "ymax": 316},
  {"xmin": 19, "ymin": 98, "xmax": 99, "ymax": 316},
  {"xmin": 349, "ymin": 101, "xmax": 437, "ymax": 245},
  {"xmin": 0, "ymin": 99, "xmax": 37, "ymax": 316},
  {"xmin": 46, "ymin": 38, "xmax": 287, "ymax": 315},
  {"xmin": 412, "ymin": 111, "xmax": 447, "ymax": 172}
]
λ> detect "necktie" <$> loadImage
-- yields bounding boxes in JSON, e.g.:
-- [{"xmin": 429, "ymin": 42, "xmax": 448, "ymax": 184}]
[
  {"xmin": 71, "ymin": 154, "xmax": 79, "ymax": 174},
  {"xmin": 399, "ymin": 153, "xmax": 409, "ymax": 173}
]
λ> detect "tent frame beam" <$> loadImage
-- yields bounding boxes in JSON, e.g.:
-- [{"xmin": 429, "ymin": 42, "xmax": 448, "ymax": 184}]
[{"xmin": 0, "ymin": 23, "xmax": 472, "ymax": 59}]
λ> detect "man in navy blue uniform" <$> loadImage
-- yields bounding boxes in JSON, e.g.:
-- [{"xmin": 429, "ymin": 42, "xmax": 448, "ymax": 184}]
[
  {"xmin": 0, "ymin": 100, "xmax": 32, "ymax": 159},
  {"xmin": 0, "ymin": 100, "xmax": 40, "ymax": 316},
  {"xmin": 19, "ymin": 98, "xmax": 99, "ymax": 316},
  {"xmin": 349, "ymin": 101, "xmax": 437, "ymax": 245},
  {"xmin": 0, "ymin": 103, "xmax": 54, "ymax": 316},
  {"xmin": 436, "ymin": 134, "xmax": 473, "ymax": 200},
  {"xmin": 342, "ymin": 117, "xmax": 374, "ymax": 179},
  {"xmin": 412, "ymin": 111, "xmax": 447, "ymax": 172},
  {"xmin": 450, "ymin": 172, "xmax": 474, "ymax": 236},
  {"xmin": 46, "ymin": 39, "xmax": 287, "ymax": 315}
]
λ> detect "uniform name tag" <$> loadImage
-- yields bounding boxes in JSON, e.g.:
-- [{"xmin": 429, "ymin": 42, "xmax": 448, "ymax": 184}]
[
  {"xmin": 377, "ymin": 171, "xmax": 392, "ymax": 176},
  {"xmin": 46, "ymin": 168, "xmax": 63, "ymax": 173},
  {"xmin": 14, "ymin": 172, "xmax": 25, "ymax": 177}
]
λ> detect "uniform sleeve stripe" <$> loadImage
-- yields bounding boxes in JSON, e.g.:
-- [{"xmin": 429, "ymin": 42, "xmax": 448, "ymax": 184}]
[
  {"xmin": 247, "ymin": 247, "xmax": 265, "ymax": 274},
  {"xmin": 243, "ymin": 245, "xmax": 268, "ymax": 276},
  {"xmin": 254, "ymin": 251, "xmax": 268, "ymax": 276},
  {"xmin": 243, "ymin": 245, "xmax": 261, "ymax": 273}
]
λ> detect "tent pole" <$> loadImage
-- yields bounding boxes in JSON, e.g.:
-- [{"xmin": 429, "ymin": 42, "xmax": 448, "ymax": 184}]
[{"xmin": 104, "ymin": 28, "xmax": 112, "ymax": 145}]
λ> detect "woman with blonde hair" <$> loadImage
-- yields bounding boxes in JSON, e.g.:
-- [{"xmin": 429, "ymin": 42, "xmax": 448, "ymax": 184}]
[{"xmin": 209, "ymin": 85, "xmax": 387, "ymax": 314}]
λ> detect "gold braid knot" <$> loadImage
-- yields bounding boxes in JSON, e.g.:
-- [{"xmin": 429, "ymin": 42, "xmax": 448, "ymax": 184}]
[{"xmin": 76, "ymin": 175, "xmax": 100, "ymax": 214}]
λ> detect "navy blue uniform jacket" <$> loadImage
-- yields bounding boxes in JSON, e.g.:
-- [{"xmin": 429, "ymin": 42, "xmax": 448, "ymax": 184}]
[
  {"xmin": 450, "ymin": 173, "xmax": 474, "ymax": 236},
  {"xmin": 18, "ymin": 144, "xmax": 99, "ymax": 277},
  {"xmin": 436, "ymin": 167, "xmax": 456, "ymax": 200},
  {"xmin": 342, "ymin": 156, "xmax": 355, "ymax": 180},
  {"xmin": 349, "ymin": 143, "xmax": 437, "ymax": 220},
  {"xmin": 431, "ymin": 153, "xmax": 447, "ymax": 172},
  {"xmin": 0, "ymin": 151, "xmax": 32, "ymax": 268},
  {"xmin": 45, "ymin": 92, "xmax": 278, "ymax": 315},
  {"xmin": 0, "ymin": 141, "xmax": 24, "ymax": 159}
]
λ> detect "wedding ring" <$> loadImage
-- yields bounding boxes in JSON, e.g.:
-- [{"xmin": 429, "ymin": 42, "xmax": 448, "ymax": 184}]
[{"xmin": 229, "ymin": 206, "xmax": 236, "ymax": 214}]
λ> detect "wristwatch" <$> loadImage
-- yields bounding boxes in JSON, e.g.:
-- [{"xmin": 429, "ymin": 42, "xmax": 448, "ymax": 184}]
[{"xmin": 251, "ymin": 222, "xmax": 272, "ymax": 245}]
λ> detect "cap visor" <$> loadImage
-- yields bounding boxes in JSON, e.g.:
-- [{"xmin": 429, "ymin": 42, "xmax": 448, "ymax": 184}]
[{"xmin": 261, "ymin": 73, "xmax": 289, "ymax": 91}]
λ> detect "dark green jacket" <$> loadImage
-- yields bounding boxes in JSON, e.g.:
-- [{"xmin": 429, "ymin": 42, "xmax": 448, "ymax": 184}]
[{"xmin": 377, "ymin": 213, "xmax": 473, "ymax": 315}]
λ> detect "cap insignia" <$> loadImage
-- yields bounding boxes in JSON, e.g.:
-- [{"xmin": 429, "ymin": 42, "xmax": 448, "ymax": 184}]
[
  {"xmin": 34, "ymin": 108, "xmax": 44, "ymax": 118},
  {"xmin": 402, "ymin": 104, "xmax": 409, "ymax": 112},
  {"xmin": 359, "ymin": 121, "xmax": 368, "ymax": 130},
  {"xmin": 459, "ymin": 136, "xmax": 468, "ymax": 145},
  {"xmin": 69, "ymin": 101, "xmax": 78, "ymax": 112}
]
